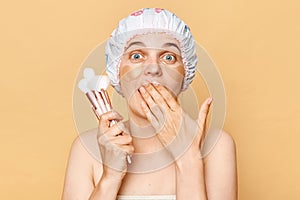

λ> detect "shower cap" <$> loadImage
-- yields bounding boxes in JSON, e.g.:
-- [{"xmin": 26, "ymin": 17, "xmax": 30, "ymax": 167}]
[{"xmin": 105, "ymin": 8, "xmax": 198, "ymax": 95}]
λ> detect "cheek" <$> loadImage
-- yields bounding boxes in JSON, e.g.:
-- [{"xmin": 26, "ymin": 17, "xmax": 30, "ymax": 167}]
[
  {"xmin": 164, "ymin": 62, "xmax": 184, "ymax": 79},
  {"xmin": 119, "ymin": 59, "xmax": 185, "ymax": 99},
  {"xmin": 120, "ymin": 64, "xmax": 144, "ymax": 81},
  {"xmin": 162, "ymin": 64, "xmax": 185, "ymax": 95},
  {"xmin": 177, "ymin": 65, "xmax": 185, "ymax": 76},
  {"xmin": 119, "ymin": 62, "xmax": 144, "ymax": 99}
]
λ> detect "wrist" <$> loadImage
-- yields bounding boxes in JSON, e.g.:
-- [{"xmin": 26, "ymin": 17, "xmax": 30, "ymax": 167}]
[
  {"xmin": 102, "ymin": 168, "xmax": 126, "ymax": 183},
  {"xmin": 92, "ymin": 170, "xmax": 124, "ymax": 199},
  {"xmin": 175, "ymin": 151, "xmax": 204, "ymax": 172}
]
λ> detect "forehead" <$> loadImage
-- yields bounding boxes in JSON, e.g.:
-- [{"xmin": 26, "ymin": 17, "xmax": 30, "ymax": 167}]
[{"xmin": 124, "ymin": 32, "xmax": 181, "ymax": 55}]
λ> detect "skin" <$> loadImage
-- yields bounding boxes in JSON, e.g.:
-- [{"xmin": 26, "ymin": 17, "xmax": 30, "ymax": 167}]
[
  {"xmin": 62, "ymin": 33, "xmax": 238, "ymax": 200},
  {"xmin": 119, "ymin": 32, "xmax": 185, "ymax": 128}
]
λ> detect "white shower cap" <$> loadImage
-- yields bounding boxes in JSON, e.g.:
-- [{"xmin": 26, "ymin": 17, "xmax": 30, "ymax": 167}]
[{"xmin": 105, "ymin": 8, "xmax": 198, "ymax": 95}]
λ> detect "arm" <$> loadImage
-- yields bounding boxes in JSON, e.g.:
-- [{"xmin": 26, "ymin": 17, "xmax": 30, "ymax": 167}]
[
  {"xmin": 204, "ymin": 130, "xmax": 238, "ymax": 200},
  {"xmin": 139, "ymin": 84, "xmax": 237, "ymax": 199},
  {"xmin": 138, "ymin": 84, "xmax": 207, "ymax": 199},
  {"xmin": 61, "ymin": 134, "xmax": 124, "ymax": 200},
  {"xmin": 175, "ymin": 130, "xmax": 237, "ymax": 200},
  {"xmin": 62, "ymin": 129, "xmax": 130, "ymax": 200},
  {"xmin": 88, "ymin": 173, "xmax": 123, "ymax": 200},
  {"xmin": 175, "ymin": 153, "xmax": 208, "ymax": 200},
  {"xmin": 62, "ymin": 134, "xmax": 100, "ymax": 200}
]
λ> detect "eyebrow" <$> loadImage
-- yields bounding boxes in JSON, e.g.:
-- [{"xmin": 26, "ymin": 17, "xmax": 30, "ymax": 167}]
[
  {"xmin": 124, "ymin": 42, "xmax": 145, "ymax": 52},
  {"xmin": 124, "ymin": 41, "xmax": 181, "ymax": 54},
  {"xmin": 162, "ymin": 42, "xmax": 181, "ymax": 53}
]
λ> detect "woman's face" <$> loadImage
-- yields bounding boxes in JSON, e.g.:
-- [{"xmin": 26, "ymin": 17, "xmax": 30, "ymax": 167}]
[{"xmin": 119, "ymin": 32, "xmax": 184, "ymax": 120}]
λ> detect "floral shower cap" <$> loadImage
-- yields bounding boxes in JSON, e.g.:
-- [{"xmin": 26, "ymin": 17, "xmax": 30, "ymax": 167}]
[{"xmin": 105, "ymin": 8, "xmax": 198, "ymax": 95}]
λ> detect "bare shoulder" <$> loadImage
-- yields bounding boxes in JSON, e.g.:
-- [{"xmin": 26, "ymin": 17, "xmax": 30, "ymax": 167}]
[
  {"xmin": 62, "ymin": 128, "xmax": 101, "ymax": 199},
  {"xmin": 203, "ymin": 129, "xmax": 237, "ymax": 164},
  {"xmin": 70, "ymin": 128, "xmax": 100, "ymax": 161},
  {"xmin": 215, "ymin": 130, "xmax": 236, "ymax": 150},
  {"xmin": 203, "ymin": 130, "xmax": 238, "ymax": 199},
  {"xmin": 66, "ymin": 128, "xmax": 101, "ymax": 175},
  {"xmin": 70, "ymin": 128, "xmax": 103, "ymax": 175}
]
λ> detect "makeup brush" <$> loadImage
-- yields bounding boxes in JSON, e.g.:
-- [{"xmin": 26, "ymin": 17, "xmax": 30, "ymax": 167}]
[
  {"xmin": 89, "ymin": 74, "xmax": 131, "ymax": 164},
  {"xmin": 87, "ymin": 74, "xmax": 116, "ymax": 123},
  {"xmin": 77, "ymin": 79, "xmax": 102, "ymax": 118},
  {"xmin": 87, "ymin": 76, "xmax": 115, "ymax": 115},
  {"xmin": 78, "ymin": 68, "xmax": 108, "ymax": 118},
  {"xmin": 78, "ymin": 68, "xmax": 131, "ymax": 164}
]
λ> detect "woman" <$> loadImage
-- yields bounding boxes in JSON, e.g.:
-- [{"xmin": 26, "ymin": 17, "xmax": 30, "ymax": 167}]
[{"xmin": 63, "ymin": 8, "xmax": 237, "ymax": 200}]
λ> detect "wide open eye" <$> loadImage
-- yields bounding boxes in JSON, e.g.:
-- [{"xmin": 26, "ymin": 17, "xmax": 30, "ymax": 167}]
[
  {"xmin": 130, "ymin": 52, "xmax": 144, "ymax": 62},
  {"xmin": 162, "ymin": 53, "xmax": 176, "ymax": 64}
]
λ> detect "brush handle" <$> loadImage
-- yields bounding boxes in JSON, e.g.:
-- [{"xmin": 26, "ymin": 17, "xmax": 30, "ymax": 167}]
[
  {"xmin": 90, "ymin": 91, "xmax": 131, "ymax": 164},
  {"xmin": 91, "ymin": 106, "xmax": 117, "ymax": 125},
  {"xmin": 92, "ymin": 106, "xmax": 102, "ymax": 119}
]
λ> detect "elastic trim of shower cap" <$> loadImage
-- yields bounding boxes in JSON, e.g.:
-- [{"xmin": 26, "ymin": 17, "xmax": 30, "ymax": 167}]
[{"xmin": 105, "ymin": 28, "xmax": 198, "ymax": 95}]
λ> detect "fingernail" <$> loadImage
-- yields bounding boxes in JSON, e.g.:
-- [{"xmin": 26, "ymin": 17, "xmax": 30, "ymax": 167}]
[
  {"xmin": 207, "ymin": 97, "xmax": 213, "ymax": 105},
  {"xmin": 139, "ymin": 86, "xmax": 146, "ymax": 94},
  {"xmin": 142, "ymin": 81, "xmax": 149, "ymax": 86},
  {"xmin": 152, "ymin": 81, "xmax": 159, "ymax": 86}
]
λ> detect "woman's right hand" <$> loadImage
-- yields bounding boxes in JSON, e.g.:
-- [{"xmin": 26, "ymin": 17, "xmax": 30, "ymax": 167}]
[{"xmin": 97, "ymin": 111, "xmax": 134, "ymax": 181}]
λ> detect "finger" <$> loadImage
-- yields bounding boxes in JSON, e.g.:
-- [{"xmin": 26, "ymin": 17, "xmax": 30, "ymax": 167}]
[
  {"xmin": 110, "ymin": 134, "xmax": 133, "ymax": 145},
  {"xmin": 141, "ymin": 100, "xmax": 160, "ymax": 129},
  {"xmin": 138, "ymin": 86, "xmax": 157, "ymax": 108},
  {"xmin": 139, "ymin": 86, "xmax": 165, "ymax": 126},
  {"xmin": 148, "ymin": 104, "xmax": 165, "ymax": 131},
  {"xmin": 197, "ymin": 97, "xmax": 213, "ymax": 129},
  {"xmin": 98, "ymin": 111, "xmax": 123, "ymax": 135},
  {"xmin": 103, "ymin": 123, "xmax": 124, "ymax": 137},
  {"xmin": 118, "ymin": 144, "xmax": 135, "ymax": 155},
  {"xmin": 116, "ymin": 122, "xmax": 130, "ymax": 135},
  {"xmin": 144, "ymin": 84, "xmax": 169, "ymax": 110},
  {"xmin": 155, "ymin": 84, "xmax": 180, "ymax": 111}
]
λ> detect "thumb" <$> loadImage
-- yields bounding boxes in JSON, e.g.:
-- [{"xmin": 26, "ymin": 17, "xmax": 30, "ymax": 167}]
[{"xmin": 197, "ymin": 97, "xmax": 213, "ymax": 131}]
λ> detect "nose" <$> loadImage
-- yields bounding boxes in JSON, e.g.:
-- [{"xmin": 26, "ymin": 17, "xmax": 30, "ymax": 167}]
[{"xmin": 143, "ymin": 56, "xmax": 162, "ymax": 76}]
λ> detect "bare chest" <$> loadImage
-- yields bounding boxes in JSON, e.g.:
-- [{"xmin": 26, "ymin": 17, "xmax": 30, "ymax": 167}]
[
  {"xmin": 93, "ymin": 161, "xmax": 176, "ymax": 195},
  {"xmin": 118, "ymin": 164, "xmax": 176, "ymax": 195}
]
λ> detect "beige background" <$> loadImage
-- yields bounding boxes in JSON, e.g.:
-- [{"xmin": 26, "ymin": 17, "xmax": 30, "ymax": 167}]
[{"xmin": 0, "ymin": 0, "xmax": 299, "ymax": 199}]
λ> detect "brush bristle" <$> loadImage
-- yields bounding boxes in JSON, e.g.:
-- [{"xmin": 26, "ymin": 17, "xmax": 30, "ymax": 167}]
[
  {"xmin": 87, "ymin": 75, "xmax": 110, "ymax": 91},
  {"xmin": 98, "ymin": 76, "xmax": 110, "ymax": 90},
  {"xmin": 83, "ymin": 68, "xmax": 95, "ymax": 79},
  {"xmin": 77, "ymin": 79, "xmax": 89, "ymax": 93}
]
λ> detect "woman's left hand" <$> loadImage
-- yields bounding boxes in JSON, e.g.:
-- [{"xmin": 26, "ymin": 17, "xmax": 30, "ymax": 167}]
[{"xmin": 139, "ymin": 83, "xmax": 213, "ymax": 161}]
